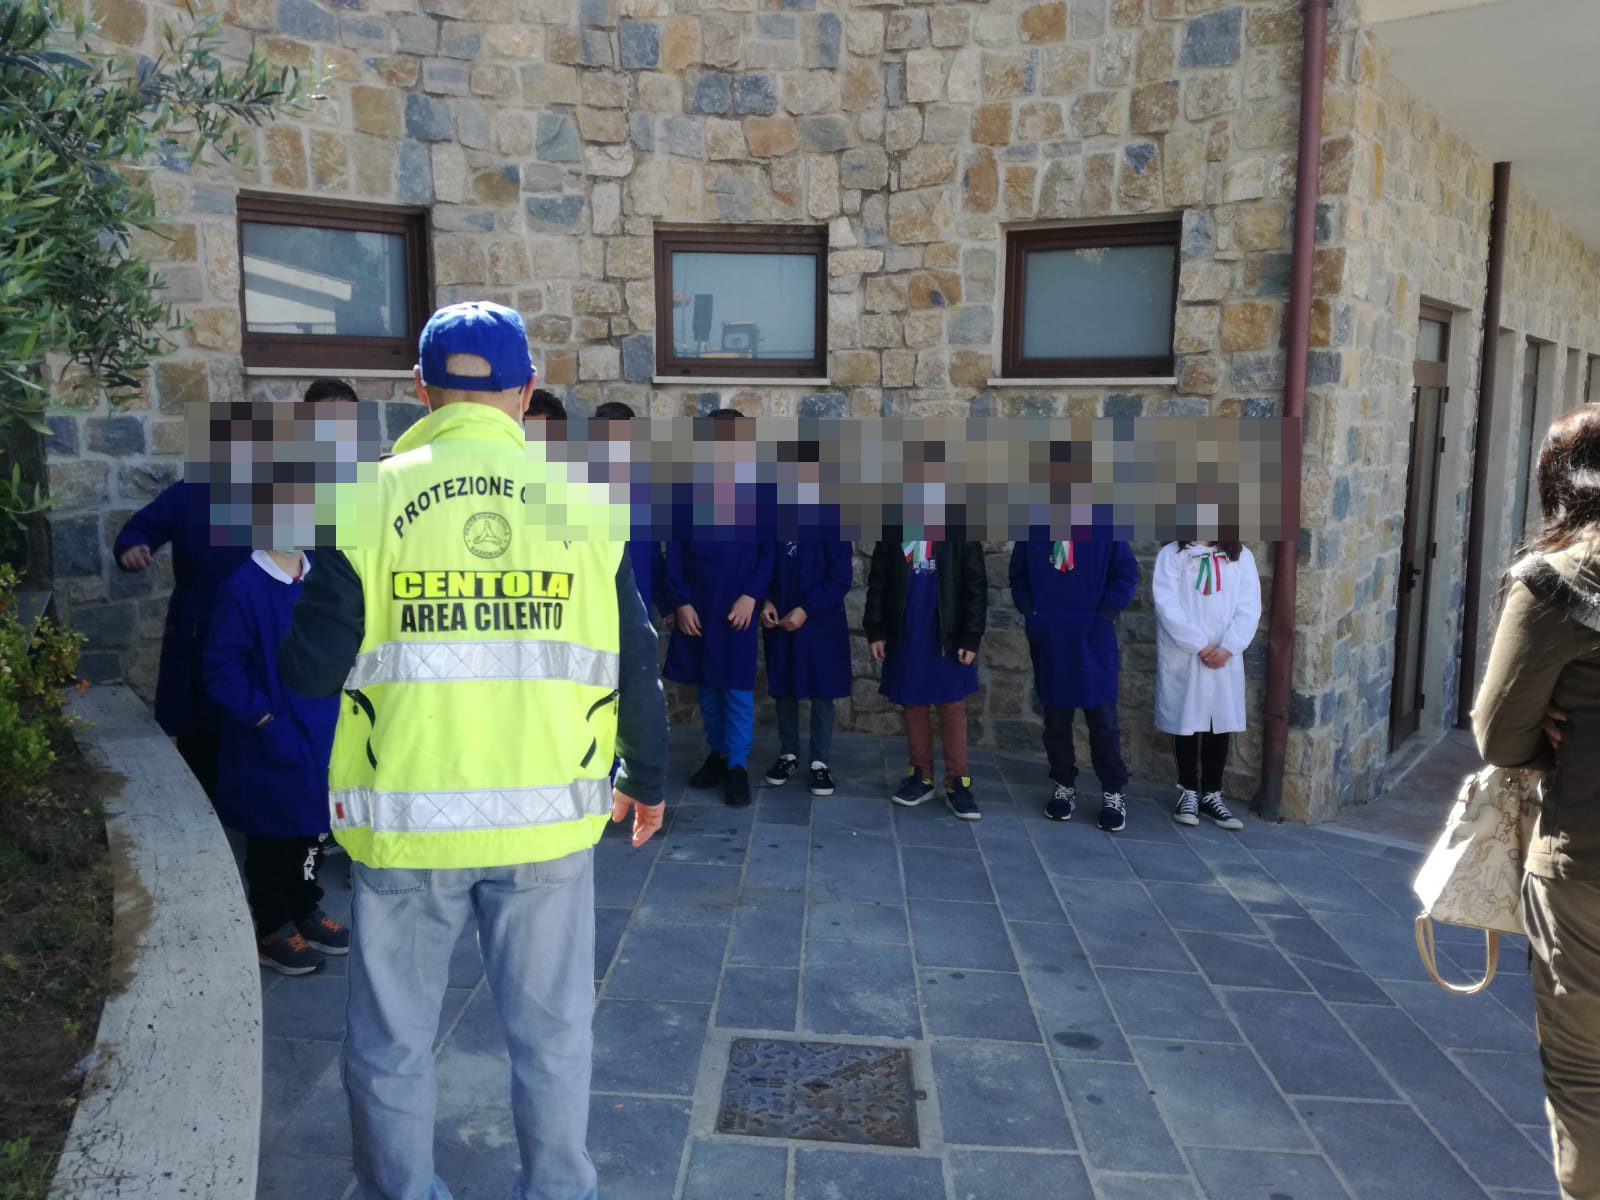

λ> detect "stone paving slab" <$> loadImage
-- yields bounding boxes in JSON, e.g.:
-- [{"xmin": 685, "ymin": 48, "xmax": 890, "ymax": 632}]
[{"xmin": 257, "ymin": 730, "xmax": 1558, "ymax": 1199}]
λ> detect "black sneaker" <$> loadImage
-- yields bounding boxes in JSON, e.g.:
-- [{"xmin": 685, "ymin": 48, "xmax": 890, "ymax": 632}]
[
  {"xmin": 1173, "ymin": 788, "xmax": 1200, "ymax": 827},
  {"xmin": 764, "ymin": 754, "xmax": 799, "ymax": 787},
  {"xmin": 1199, "ymin": 791, "xmax": 1245, "ymax": 831},
  {"xmin": 723, "ymin": 765, "xmax": 752, "ymax": 808},
  {"xmin": 295, "ymin": 908, "xmax": 350, "ymax": 955},
  {"xmin": 809, "ymin": 764, "xmax": 835, "ymax": 796},
  {"xmin": 1045, "ymin": 783, "xmax": 1076, "ymax": 822},
  {"xmin": 944, "ymin": 777, "xmax": 981, "ymax": 821},
  {"xmin": 689, "ymin": 751, "xmax": 726, "ymax": 790},
  {"xmin": 258, "ymin": 922, "xmax": 325, "ymax": 976},
  {"xmin": 1097, "ymin": 793, "xmax": 1127, "ymax": 833},
  {"xmin": 891, "ymin": 768, "xmax": 936, "ymax": 807}
]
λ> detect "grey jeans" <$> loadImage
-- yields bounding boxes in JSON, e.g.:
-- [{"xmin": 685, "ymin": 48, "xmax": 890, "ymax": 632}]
[
  {"xmin": 1524, "ymin": 872, "xmax": 1600, "ymax": 1200},
  {"xmin": 344, "ymin": 850, "xmax": 598, "ymax": 1200}
]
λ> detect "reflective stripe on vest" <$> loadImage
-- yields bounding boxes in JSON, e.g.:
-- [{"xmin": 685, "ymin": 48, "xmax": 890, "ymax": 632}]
[
  {"xmin": 344, "ymin": 638, "xmax": 620, "ymax": 690},
  {"xmin": 331, "ymin": 776, "xmax": 613, "ymax": 833}
]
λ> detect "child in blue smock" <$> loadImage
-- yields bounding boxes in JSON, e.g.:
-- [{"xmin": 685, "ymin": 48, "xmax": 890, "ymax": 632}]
[
  {"xmin": 1010, "ymin": 534, "xmax": 1140, "ymax": 832},
  {"xmin": 664, "ymin": 538, "xmax": 775, "ymax": 807},
  {"xmin": 760, "ymin": 539, "xmax": 853, "ymax": 796},
  {"xmin": 114, "ymin": 481, "xmax": 252, "ymax": 797},
  {"xmin": 204, "ymin": 549, "xmax": 345, "ymax": 976},
  {"xmin": 865, "ymin": 538, "xmax": 988, "ymax": 820}
]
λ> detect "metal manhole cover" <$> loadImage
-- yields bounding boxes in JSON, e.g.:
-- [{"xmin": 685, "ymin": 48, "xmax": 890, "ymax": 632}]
[{"xmin": 716, "ymin": 1038, "xmax": 920, "ymax": 1148}]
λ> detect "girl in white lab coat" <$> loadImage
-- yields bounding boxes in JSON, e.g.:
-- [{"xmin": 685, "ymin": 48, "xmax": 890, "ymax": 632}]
[{"xmin": 1151, "ymin": 540, "xmax": 1263, "ymax": 831}]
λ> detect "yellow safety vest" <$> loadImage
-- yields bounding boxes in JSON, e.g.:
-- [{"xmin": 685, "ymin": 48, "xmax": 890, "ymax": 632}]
[{"xmin": 327, "ymin": 403, "xmax": 624, "ymax": 869}]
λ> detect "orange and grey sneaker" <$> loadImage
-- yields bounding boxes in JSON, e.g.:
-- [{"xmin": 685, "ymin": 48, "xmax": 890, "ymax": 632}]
[
  {"xmin": 295, "ymin": 909, "xmax": 350, "ymax": 955},
  {"xmin": 259, "ymin": 923, "xmax": 325, "ymax": 976}
]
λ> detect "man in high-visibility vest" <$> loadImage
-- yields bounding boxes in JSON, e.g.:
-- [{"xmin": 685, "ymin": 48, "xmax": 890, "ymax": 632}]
[{"xmin": 279, "ymin": 301, "xmax": 667, "ymax": 1200}]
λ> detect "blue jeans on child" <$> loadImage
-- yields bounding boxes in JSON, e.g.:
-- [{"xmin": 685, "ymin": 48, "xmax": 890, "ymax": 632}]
[
  {"xmin": 699, "ymin": 687, "xmax": 754, "ymax": 769},
  {"xmin": 343, "ymin": 851, "xmax": 597, "ymax": 1200},
  {"xmin": 1043, "ymin": 705, "xmax": 1129, "ymax": 794},
  {"xmin": 775, "ymin": 696, "xmax": 835, "ymax": 765}
]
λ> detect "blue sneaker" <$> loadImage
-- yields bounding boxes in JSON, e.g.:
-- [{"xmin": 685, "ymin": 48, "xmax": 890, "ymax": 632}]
[
  {"xmin": 892, "ymin": 768, "xmax": 936, "ymax": 807},
  {"xmin": 944, "ymin": 777, "xmax": 980, "ymax": 821},
  {"xmin": 1098, "ymin": 793, "xmax": 1127, "ymax": 833}
]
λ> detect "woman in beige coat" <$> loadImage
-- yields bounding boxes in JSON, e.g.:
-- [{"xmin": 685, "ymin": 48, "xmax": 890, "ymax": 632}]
[{"xmin": 1474, "ymin": 405, "xmax": 1600, "ymax": 1200}]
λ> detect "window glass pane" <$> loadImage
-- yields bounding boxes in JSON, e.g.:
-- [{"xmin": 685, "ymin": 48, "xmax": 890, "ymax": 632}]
[
  {"xmin": 1021, "ymin": 242, "xmax": 1175, "ymax": 360},
  {"xmin": 1417, "ymin": 317, "xmax": 1447, "ymax": 363},
  {"xmin": 669, "ymin": 251, "xmax": 817, "ymax": 361},
  {"xmin": 241, "ymin": 222, "xmax": 408, "ymax": 338}
]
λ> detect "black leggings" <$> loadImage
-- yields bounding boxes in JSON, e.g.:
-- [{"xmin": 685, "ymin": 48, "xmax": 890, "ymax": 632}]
[
  {"xmin": 1174, "ymin": 731, "xmax": 1231, "ymax": 795},
  {"xmin": 244, "ymin": 835, "xmax": 325, "ymax": 938}
]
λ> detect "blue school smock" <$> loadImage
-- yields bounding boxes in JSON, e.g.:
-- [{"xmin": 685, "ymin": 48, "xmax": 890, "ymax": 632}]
[
  {"xmin": 880, "ymin": 558, "xmax": 977, "ymax": 705},
  {"xmin": 764, "ymin": 540, "xmax": 852, "ymax": 700},
  {"xmin": 626, "ymin": 540, "xmax": 665, "ymax": 616},
  {"xmin": 113, "ymin": 481, "xmax": 253, "ymax": 738},
  {"xmin": 662, "ymin": 540, "xmax": 776, "ymax": 691},
  {"xmin": 1009, "ymin": 536, "xmax": 1140, "ymax": 710},
  {"xmin": 203, "ymin": 553, "xmax": 339, "ymax": 838}
]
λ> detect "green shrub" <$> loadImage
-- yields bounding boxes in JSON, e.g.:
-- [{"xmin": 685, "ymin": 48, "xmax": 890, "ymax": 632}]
[{"xmin": 0, "ymin": 566, "xmax": 82, "ymax": 794}]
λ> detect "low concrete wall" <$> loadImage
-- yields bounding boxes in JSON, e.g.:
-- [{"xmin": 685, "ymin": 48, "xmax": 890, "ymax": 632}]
[{"xmin": 50, "ymin": 686, "xmax": 261, "ymax": 1199}]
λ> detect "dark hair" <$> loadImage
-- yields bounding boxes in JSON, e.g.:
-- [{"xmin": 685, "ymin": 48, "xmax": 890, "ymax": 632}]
[
  {"xmin": 709, "ymin": 408, "xmax": 744, "ymax": 421},
  {"xmin": 526, "ymin": 389, "xmax": 567, "ymax": 419},
  {"xmin": 303, "ymin": 378, "xmax": 357, "ymax": 404},
  {"xmin": 1526, "ymin": 406, "xmax": 1600, "ymax": 559},
  {"xmin": 1179, "ymin": 539, "xmax": 1243, "ymax": 561},
  {"xmin": 593, "ymin": 401, "xmax": 635, "ymax": 420}
]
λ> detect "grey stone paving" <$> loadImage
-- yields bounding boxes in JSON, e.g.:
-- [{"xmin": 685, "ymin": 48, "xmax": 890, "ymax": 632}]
[{"xmin": 258, "ymin": 729, "xmax": 1557, "ymax": 1200}]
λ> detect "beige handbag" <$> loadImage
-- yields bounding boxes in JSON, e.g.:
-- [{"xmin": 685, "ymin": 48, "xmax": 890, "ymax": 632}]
[{"xmin": 1411, "ymin": 765, "xmax": 1540, "ymax": 995}]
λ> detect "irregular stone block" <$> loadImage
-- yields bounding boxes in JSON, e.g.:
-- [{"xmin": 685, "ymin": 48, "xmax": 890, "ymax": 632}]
[
  {"xmin": 404, "ymin": 93, "xmax": 453, "ymax": 141},
  {"xmin": 526, "ymin": 194, "xmax": 587, "ymax": 229},
  {"xmin": 735, "ymin": 73, "xmax": 779, "ymax": 115},
  {"xmin": 688, "ymin": 70, "xmax": 733, "ymax": 114},
  {"xmin": 536, "ymin": 113, "xmax": 581, "ymax": 162},
  {"xmin": 663, "ymin": 115, "xmax": 705, "ymax": 157},
  {"xmin": 619, "ymin": 19, "xmax": 660, "ymax": 68},
  {"xmin": 1180, "ymin": 6, "xmax": 1242, "ymax": 69},
  {"xmin": 622, "ymin": 333, "xmax": 655, "ymax": 382},
  {"xmin": 276, "ymin": 0, "xmax": 334, "ymax": 43},
  {"xmin": 798, "ymin": 116, "xmax": 850, "ymax": 152}
]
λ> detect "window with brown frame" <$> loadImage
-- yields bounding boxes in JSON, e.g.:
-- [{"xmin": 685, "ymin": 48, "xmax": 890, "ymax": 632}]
[
  {"xmin": 1001, "ymin": 220, "xmax": 1182, "ymax": 379},
  {"xmin": 653, "ymin": 227, "xmax": 828, "ymax": 379},
  {"xmin": 236, "ymin": 194, "xmax": 432, "ymax": 371}
]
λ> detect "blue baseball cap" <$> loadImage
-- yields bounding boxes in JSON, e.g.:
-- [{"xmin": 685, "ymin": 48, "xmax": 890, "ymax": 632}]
[{"xmin": 418, "ymin": 301, "xmax": 536, "ymax": 392}]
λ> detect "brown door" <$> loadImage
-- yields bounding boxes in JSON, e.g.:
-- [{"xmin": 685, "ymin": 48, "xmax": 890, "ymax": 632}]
[{"xmin": 1391, "ymin": 308, "xmax": 1451, "ymax": 749}]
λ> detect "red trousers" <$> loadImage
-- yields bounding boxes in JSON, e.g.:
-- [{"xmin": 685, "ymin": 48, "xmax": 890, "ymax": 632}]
[{"xmin": 903, "ymin": 701, "xmax": 968, "ymax": 786}]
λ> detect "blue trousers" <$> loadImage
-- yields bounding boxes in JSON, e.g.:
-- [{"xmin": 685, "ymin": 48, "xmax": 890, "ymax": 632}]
[
  {"xmin": 775, "ymin": 696, "xmax": 835, "ymax": 766},
  {"xmin": 1043, "ymin": 705, "xmax": 1129, "ymax": 794},
  {"xmin": 699, "ymin": 687, "xmax": 754, "ymax": 769},
  {"xmin": 344, "ymin": 852, "xmax": 598, "ymax": 1200}
]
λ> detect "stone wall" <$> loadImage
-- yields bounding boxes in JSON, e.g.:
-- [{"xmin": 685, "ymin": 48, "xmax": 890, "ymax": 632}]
[
  {"xmin": 39, "ymin": 0, "xmax": 1600, "ymax": 818},
  {"xmin": 46, "ymin": 0, "xmax": 1326, "ymax": 805},
  {"xmin": 1285, "ymin": 14, "xmax": 1600, "ymax": 821}
]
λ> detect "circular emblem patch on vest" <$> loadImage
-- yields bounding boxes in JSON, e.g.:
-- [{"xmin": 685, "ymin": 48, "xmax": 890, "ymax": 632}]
[{"xmin": 463, "ymin": 512, "xmax": 512, "ymax": 559}]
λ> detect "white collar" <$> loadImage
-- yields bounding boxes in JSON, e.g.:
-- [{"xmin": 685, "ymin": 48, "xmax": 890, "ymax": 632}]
[{"xmin": 251, "ymin": 550, "xmax": 310, "ymax": 584}]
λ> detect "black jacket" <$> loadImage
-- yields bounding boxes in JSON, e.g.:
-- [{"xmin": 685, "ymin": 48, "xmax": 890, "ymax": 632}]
[{"xmin": 864, "ymin": 539, "xmax": 988, "ymax": 656}]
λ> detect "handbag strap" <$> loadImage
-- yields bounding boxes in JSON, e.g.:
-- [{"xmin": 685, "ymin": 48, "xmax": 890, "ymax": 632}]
[{"xmin": 1414, "ymin": 916, "xmax": 1500, "ymax": 995}]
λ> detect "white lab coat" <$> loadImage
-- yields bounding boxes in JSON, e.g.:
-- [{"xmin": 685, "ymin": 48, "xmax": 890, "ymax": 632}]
[{"xmin": 1152, "ymin": 543, "xmax": 1262, "ymax": 735}]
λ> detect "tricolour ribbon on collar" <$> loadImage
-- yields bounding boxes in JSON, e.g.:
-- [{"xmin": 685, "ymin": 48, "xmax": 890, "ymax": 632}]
[{"xmin": 1194, "ymin": 549, "xmax": 1225, "ymax": 595}]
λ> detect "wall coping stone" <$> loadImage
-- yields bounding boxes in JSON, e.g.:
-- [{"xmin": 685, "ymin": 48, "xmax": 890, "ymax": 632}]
[{"xmin": 49, "ymin": 685, "xmax": 261, "ymax": 1200}]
